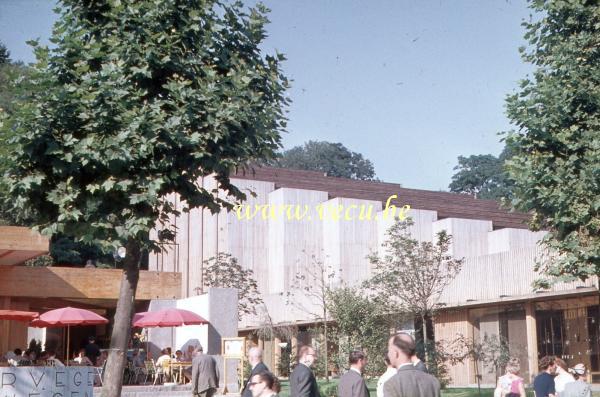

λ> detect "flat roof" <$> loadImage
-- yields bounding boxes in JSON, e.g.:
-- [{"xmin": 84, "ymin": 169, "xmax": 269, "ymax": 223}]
[{"xmin": 233, "ymin": 166, "xmax": 530, "ymax": 230}]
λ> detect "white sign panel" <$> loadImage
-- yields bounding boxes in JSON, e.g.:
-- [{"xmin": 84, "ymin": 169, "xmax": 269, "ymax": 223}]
[{"xmin": 0, "ymin": 366, "xmax": 94, "ymax": 397}]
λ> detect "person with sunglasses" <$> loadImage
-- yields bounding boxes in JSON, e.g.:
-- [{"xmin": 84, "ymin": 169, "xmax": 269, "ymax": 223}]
[{"xmin": 249, "ymin": 371, "xmax": 281, "ymax": 397}]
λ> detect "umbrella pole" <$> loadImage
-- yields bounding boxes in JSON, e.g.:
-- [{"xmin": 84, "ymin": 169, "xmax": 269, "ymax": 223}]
[{"xmin": 67, "ymin": 325, "xmax": 70, "ymax": 366}]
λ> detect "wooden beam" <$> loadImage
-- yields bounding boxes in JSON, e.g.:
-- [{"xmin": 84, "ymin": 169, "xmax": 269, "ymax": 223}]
[
  {"xmin": 525, "ymin": 301, "xmax": 538, "ymax": 382},
  {"xmin": 0, "ymin": 267, "xmax": 181, "ymax": 300}
]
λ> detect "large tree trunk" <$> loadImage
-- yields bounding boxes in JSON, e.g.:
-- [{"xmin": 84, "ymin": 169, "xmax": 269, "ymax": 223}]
[{"xmin": 100, "ymin": 241, "xmax": 141, "ymax": 397}]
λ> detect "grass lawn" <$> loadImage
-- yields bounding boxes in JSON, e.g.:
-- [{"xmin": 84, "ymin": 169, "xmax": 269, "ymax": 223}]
[{"xmin": 277, "ymin": 379, "xmax": 600, "ymax": 397}]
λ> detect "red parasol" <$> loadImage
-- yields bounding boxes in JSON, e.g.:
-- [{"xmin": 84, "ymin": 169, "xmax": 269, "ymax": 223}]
[
  {"xmin": 132, "ymin": 308, "xmax": 207, "ymax": 328},
  {"xmin": 30, "ymin": 307, "xmax": 108, "ymax": 364},
  {"xmin": 0, "ymin": 309, "xmax": 39, "ymax": 322}
]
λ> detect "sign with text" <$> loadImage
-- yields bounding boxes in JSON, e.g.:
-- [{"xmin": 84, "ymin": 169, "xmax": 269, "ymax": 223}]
[{"xmin": 0, "ymin": 366, "xmax": 94, "ymax": 397}]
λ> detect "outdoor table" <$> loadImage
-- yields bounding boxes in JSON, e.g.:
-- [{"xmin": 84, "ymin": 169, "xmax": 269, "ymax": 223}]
[{"xmin": 169, "ymin": 361, "xmax": 192, "ymax": 384}]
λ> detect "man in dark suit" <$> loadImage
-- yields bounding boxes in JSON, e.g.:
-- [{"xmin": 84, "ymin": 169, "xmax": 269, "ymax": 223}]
[
  {"xmin": 191, "ymin": 345, "xmax": 219, "ymax": 397},
  {"xmin": 290, "ymin": 345, "xmax": 319, "ymax": 397},
  {"xmin": 337, "ymin": 350, "xmax": 370, "ymax": 397},
  {"xmin": 397, "ymin": 332, "xmax": 428, "ymax": 373},
  {"xmin": 241, "ymin": 347, "xmax": 269, "ymax": 397},
  {"xmin": 383, "ymin": 335, "xmax": 440, "ymax": 397}
]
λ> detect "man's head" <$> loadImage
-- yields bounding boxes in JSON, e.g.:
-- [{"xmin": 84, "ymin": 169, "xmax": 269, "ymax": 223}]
[
  {"xmin": 387, "ymin": 334, "xmax": 415, "ymax": 368},
  {"xmin": 249, "ymin": 371, "xmax": 279, "ymax": 397},
  {"xmin": 539, "ymin": 356, "xmax": 557, "ymax": 374},
  {"xmin": 349, "ymin": 350, "xmax": 367, "ymax": 372},
  {"xmin": 298, "ymin": 345, "xmax": 317, "ymax": 368},
  {"xmin": 248, "ymin": 347, "xmax": 263, "ymax": 366},
  {"xmin": 88, "ymin": 336, "xmax": 96, "ymax": 343},
  {"xmin": 396, "ymin": 333, "xmax": 416, "ymax": 357}
]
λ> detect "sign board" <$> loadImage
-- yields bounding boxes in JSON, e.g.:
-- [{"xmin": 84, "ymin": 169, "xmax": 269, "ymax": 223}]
[{"xmin": 0, "ymin": 366, "xmax": 94, "ymax": 397}]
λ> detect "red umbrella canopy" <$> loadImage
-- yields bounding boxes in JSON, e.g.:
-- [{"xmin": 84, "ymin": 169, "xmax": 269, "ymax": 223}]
[
  {"xmin": 0, "ymin": 309, "xmax": 39, "ymax": 322},
  {"xmin": 133, "ymin": 308, "xmax": 208, "ymax": 328},
  {"xmin": 30, "ymin": 307, "xmax": 108, "ymax": 328},
  {"xmin": 132, "ymin": 311, "xmax": 149, "ymax": 325}
]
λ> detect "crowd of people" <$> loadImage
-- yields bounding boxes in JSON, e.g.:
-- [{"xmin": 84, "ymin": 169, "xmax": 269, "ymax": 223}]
[
  {"xmin": 186, "ymin": 331, "xmax": 594, "ymax": 397},
  {"xmin": 525, "ymin": 356, "xmax": 592, "ymax": 397}
]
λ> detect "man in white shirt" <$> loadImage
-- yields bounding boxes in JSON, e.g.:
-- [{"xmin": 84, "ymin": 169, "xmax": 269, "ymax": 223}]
[
  {"xmin": 376, "ymin": 353, "xmax": 396, "ymax": 397},
  {"xmin": 337, "ymin": 350, "xmax": 369, "ymax": 397}
]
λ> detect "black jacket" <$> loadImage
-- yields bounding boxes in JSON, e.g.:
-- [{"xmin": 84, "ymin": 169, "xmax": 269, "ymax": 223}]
[
  {"xmin": 290, "ymin": 363, "xmax": 319, "ymax": 397},
  {"xmin": 241, "ymin": 361, "xmax": 269, "ymax": 397}
]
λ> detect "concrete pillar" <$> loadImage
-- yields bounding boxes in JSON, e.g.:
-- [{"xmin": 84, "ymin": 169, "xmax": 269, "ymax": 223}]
[{"xmin": 525, "ymin": 302, "xmax": 538, "ymax": 381}]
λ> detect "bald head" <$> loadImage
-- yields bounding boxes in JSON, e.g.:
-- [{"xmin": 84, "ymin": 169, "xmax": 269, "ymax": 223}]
[{"xmin": 248, "ymin": 347, "xmax": 263, "ymax": 366}]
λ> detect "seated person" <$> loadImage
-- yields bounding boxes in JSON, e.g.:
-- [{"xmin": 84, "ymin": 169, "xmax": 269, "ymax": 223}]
[
  {"xmin": 74, "ymin": 349, "xmax": 94, "ymax": 366},
  {"xmin": 8, "ymin": 349, "xmax": 23, "ymax": 366},
  {"xmin": 174, "ymin": 350, "xmax": 184, "ymax": 362},
  {"xmin": 156, "ymin": 348, "xmax": 172, "ymax": 379},
  {"xmin": 46, "ymin": 350, "xmax": 65, "ymax": 367}
]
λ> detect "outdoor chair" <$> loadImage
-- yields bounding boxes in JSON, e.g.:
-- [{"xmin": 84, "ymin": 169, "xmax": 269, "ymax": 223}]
[{"xmin": 143, "ymin": 360, "xmax": 155, "ymax": 385}]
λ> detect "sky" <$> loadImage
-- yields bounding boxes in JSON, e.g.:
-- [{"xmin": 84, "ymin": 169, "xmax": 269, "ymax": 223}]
[{"xmin": 0, "ymin": 0, "xmax": 535, "ymax": 191}]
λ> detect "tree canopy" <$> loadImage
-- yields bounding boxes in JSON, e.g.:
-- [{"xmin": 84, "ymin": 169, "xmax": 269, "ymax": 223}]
[
  {"xmin": 2, "ymin": 1, "xmax": 289, "ymax": 395},
  {"xmin": 505, "ymin": 0, "xmax": 600, "ymax": 284},
  {"xmin": 0, "ymin": 42, "xmax": 10, "ymax": 65},
  {"xmin": 276, "ymin": 140, "xmax": 377, "ymax": 180},
  {"xmin": 448, "ymin": 146, "xmax": 514, "ymax": 201}
]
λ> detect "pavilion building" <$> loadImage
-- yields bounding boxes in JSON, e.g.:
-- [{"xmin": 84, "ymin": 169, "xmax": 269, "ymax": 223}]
[{"xmin": 150, "ymin": 166, "xmax": 599, "ymax": 387}]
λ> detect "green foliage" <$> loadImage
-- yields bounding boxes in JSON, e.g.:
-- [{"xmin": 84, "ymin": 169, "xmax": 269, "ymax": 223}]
[
  {"xmin": 0, "ymin": 42, "xmax": 9, "ymax": 65},
  {"xmin": 0, "ymin": 59, "xmax": 33, "ymax": 225},
  {"xmin": 201, "ymin": 253, "xmax": 263, "ymax": 319},
  {"xmin": 448, "ymin": 146, "xmax": 514, "ymax": 200},
  {"xmin": 3, "ymin": 0, "xmax": 289, "ymax": 254},
  {"xmin": 276, "ymin": 140, "xmax": 377, "ymax": 180},
  {"xmin": 326, "ymin": 286, "xmax": 391, "ymax": 377},
  {"xmin": 417, "ymin": 339, "xmax": 452, "ymax": 388},
  {"xmin": 504, "ymin": 0, "xmax": 600, "ymax": 283}
]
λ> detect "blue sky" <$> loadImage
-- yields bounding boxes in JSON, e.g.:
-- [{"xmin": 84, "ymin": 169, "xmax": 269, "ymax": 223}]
[{"xmin": 0, "ymin": 0, "xmax": 534, "ymax": 191}]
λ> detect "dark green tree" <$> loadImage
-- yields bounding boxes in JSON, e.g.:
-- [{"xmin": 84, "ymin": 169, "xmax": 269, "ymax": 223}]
[
  {"xmin": 448, "ymin": 146, "xmax": 514, "ymax": 200},
  {"xmin": 0, "ymin": 42, "xmax": 10, "ymax": 65},
  {"xmin": 276, "ymin": 140, "xmax": 377, "ymax": 180},
  {"xmin": 327, "ymin": 286, "xmax": 391, "ymax": 377},
  {"xmin": 3, "ymin": 1, "xmax": 288, "ymax": 396},
  {"xmin": 505, "ymin": 0, "xmax": 600, "ymax": 286}
]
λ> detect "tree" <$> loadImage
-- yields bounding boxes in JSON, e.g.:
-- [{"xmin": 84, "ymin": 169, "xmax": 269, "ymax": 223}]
[
  {"xmin": 367, "ymin": 219, "xmax": 463, "ymax": 365},
  {"xmin": 504, "ymin": 0, "xmax": 600, "ymax": 286},
  {"xmin": 276, "ymin": 140, "xmax": 377, "ymax": 180},
  {"xmin": 200, "ymin": 253, "xmax": 263, "ymax": 319},
  {"xmin": 0, "ymin": 42, "xmax": 10, "ymax": 65},
  {"xmin": 3, "ymin": 1, "xmax": 288, "ymax": 396},
  {"xmin": 448, "ymin": 146, "xmax": 514, "ymax": 200},
  {"xmin": 326, "ymin": 286, "xmax": 392, "ymax": 377},
  {"xmin": 0, "ymin": 51, "xmax": 33, "ymax": 225},
  {"xmin": 284, "ymin": 255, "xmax": 338, "ymax": 380}
]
